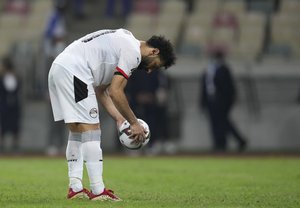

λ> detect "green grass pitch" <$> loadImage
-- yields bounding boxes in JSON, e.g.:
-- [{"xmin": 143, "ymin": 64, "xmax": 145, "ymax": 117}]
[{"xmin": 0, "ymin": 156, "xmax": 299, "ymax": 208}]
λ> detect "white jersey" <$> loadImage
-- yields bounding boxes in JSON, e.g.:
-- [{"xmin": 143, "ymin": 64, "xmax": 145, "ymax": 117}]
[{"xmin": 53, "ymin": 28, "xmax": 141, "ymax": 87}]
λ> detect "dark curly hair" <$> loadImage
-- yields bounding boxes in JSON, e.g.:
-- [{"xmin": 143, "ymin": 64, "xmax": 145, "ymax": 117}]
[{"xmin": 146, "ymin": 35, "xmax": 176, "ymax": 69}]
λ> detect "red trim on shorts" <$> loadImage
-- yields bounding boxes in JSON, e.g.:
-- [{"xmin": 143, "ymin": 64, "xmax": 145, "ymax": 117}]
[{"xmin": 116, "ymin": 67, "xmax": 129, "ymax": 79}]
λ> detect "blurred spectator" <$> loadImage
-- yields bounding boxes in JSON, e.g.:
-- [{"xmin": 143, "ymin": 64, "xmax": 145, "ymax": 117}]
[
  {"xmin": 105, "ymin": 0, "xmax": 132, "ymax": 18},
  {"xmin": 44, "ymin": 0, "xmax": 68, "ymax": 156},
  {"xmin": 43, "ymin": 0, "xmax": 67, "ymax": 93},
  {"xmin": 44, "ymin": 0, "xmax": 68, "ymax": 64},
  {"xmin": 0, "ymin": 57, "xmax": 22, "ymax": 153},
  {"xmin": 199, "ymin": 50, "xmax": 247, "ymax": 152},
  {"xmin": 127, "ymin": 70, "xmax": 169, "ymax": 155}
]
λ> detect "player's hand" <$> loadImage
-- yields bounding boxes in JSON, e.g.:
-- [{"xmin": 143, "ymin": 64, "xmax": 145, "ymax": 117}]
[{"xmin": 129, "ymin": 121, "xmax": 146, "ymax": 144}]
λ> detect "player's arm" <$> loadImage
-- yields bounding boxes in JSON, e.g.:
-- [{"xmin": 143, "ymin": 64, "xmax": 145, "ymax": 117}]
[
  {"xmin": 95, "ymin": 85, "xmax": 125, "ymax": 128},
  {"xmin": 109, "ymin": 71, "xmax": 146, "ymax": 142}
]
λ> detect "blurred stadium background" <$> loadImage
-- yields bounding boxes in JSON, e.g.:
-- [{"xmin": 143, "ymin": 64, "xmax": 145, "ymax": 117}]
[{"xmin": 0, "ymin": 0, "xmax": 300, "ymax": 155}]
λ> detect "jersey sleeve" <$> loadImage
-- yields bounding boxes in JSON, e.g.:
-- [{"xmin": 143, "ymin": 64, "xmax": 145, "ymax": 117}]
[{"xmin": 116, "ymin": 40, "xmax": 141, "ymax": 79}]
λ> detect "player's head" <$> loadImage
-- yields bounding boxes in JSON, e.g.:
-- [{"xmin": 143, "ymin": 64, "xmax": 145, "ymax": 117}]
[{"xmin": 138, "ymin": 35, "xmax": 176, "ymax": 73}]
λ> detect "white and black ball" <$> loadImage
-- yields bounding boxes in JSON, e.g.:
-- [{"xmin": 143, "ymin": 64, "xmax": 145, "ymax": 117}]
[{"xmin": 118, "ymin": 119, "xmax": 150, "ymax": 149}]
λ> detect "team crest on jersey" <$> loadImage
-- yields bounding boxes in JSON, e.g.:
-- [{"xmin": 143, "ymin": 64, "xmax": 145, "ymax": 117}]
[{"xmin": 89, "ymin": 108, "xmax": 98, "ymax": 118}]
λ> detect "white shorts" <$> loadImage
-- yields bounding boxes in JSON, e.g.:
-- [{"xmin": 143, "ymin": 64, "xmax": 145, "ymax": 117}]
[{"xmin": 48, "ymin": 63, "xmax": 99, "ymax": 124}]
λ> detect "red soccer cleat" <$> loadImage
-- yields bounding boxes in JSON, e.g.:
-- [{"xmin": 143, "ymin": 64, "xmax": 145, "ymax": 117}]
[
  {"xmin": 89, "ymin": 188, "xmax": 122, "ymax": 201},
  {"xmin": 67, "ymin": 188, "xmax": 90, "ymax": 199}
]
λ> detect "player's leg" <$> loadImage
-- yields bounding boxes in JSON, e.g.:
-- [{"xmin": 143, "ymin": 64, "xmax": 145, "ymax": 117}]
[
  {"xmin": 68, "ymin": 123, "xmax": 121, "ymax": 201},
  {"xmin": 48, "ymin": 64, "xmax": 91, "ymax": 199},
  {"xmin": 67, "ymin": 123, "xmax": 104, "ymax": 195},
  {"xmin": 49, "ymin": 64, "xmax": 120, "ymax": 201},
  {"xmin": 65, "ymin": 131, "xmax": 88, "ymax": 199},
  {"xmin": 65, "ymin": 76, "xmax": 121, "ymax": 201}
]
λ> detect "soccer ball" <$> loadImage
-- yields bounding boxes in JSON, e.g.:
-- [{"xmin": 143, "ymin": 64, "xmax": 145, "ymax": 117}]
[{"xmin": 118, "ymin": 119, "xmax": 150, "ymax": 149}]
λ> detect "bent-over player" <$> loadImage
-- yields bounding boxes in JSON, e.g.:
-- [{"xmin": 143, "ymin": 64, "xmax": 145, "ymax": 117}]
[{"xmin": 48, "ymin": 28, "xmax": 176, "ymax": 201}]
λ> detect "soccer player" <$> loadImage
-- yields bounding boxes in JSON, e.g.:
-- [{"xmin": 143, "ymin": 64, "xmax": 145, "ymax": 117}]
[{"xmin": 48, "ymin": 28, "xmax": 176, "ymax": 201}]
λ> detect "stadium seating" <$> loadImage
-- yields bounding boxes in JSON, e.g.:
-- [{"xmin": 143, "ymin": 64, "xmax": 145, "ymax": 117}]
[
  {"xmin": 269, "ymin": 1, "xmax": 300, "ymax": 58},
  {"xmin": 0, "ymin": 0, "xmax": 51, "ymax": 56},
  {"xmin": 233, "ymin": 12, "xmax": 266, "ymax": 60},
  {"xmin": 0, "ymin": 1, "xmax": 4, "ymax": 15},
  {"xmin": 280, "ymin": 0, "xmax": 300, "ymax": 13},
  {"xmin": 132, "ymin": 0, "xmax": 159, "ymax": 14},
  {"xmin": 124, "ymin": 0, "xmax": 300, "ymax": 60},
  {"xmin": 208, "ymin": 10, "xmax": 240, "ymax": 54},
  {"xmin": 30, "ymin": 0, "xmax": 52, "ymax": 15},
  {"xmin": 222, "ymin": 0, "xmax": 246, "ymax": 18},
  {"xmin": 24, "ymin": 0, "xmax": 51, "ymax": 41},
  {"xmin": 181, "ymin": 0, "xmax": 222, "ymax": 56},
  {"xmin": 181, "ymin": 13, "xmax": 211, "ymax": 55},
  {"xmin": 194, "ymin": 0, "xmax": 221, "ymax": 15},
  {"xmin": 126, "ymin": 0, "xmax": 186, "ymax": 48},
  {"xmin": 1, "ymin": 0, "xmax": 299, "ymax": 64},
  {"xmin": 154, "ymin": 0, "xmax": 186, "ymax": 47},
  {"xmin": 181, "ymin": 0, "xmax": 253, "ymax": 59},
  {"xmin": 125, "ymin": 13, "xmax": 156, "ymax": 40},
  {"xmin": 0, "ymin": 14, "xmax": 23, "ymax": 56},
  {"xmin": 159, "ymin": 0, "xmax": 186, "ymax": 16}
]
